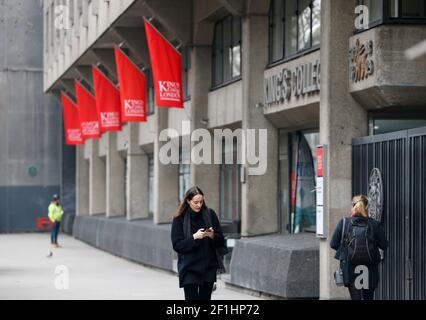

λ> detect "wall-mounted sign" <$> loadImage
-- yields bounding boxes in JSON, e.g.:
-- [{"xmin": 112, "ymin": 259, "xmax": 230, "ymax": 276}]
[
  {"xmin": 316, "ymin": 145, "xmax": 326, "ymax": 238},
  {"xmin": 264, "ymin": 60, "xmax": 321, "ymax": 106},
  {"xmin": 349, "ymin": 39, "xmax": 374, "ymax": 83}
]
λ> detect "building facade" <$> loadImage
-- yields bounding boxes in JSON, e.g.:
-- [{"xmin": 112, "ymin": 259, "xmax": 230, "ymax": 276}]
[
  {"xmin": 43, "ymin": 0, "xmax": 426, "ymax": 299},
  {"xmin": 0, "ymin": 0, "xmax": 65, "ymax": 233}
]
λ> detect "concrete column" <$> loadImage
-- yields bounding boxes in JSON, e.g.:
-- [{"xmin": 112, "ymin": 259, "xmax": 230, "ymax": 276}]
[
  {"xmin": 154, "ymin": 108, "xmax": 179, "ymax": 224},
  {"xmin": 189, "ymin": 46, "xmax": 221, "ymax": 211},
  {"xmin": 127, "ymin": 123, "xmax": 149, "ymax": 220},
  {"xmin": 241, "ymin": 14, "xmax": 279, "ymax": 236},
  {"xmin": 319, "ymin": 0, "xmax": 368, "ymax": 299},
  {"xmin": 76, "ymin": 145, "xmax": 89, "ymax": 216},
  {"xmin": 89, "ymin": 139, "xmax": 106, "ymax": 215},
  {"xmin": 106, "ymin": 132, "xmax": 125, "ymax": 218}
]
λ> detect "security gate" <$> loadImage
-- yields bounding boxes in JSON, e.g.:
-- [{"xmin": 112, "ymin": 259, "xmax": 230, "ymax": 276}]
[{"xmin": 352, "ymin": 127, "xmax": 426, "ymax": 300}]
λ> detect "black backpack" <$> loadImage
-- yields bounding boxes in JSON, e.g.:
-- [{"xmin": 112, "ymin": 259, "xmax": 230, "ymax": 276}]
[{"xmin": 345, "ymin": 218, "xmax": 377, "ymax": 266}]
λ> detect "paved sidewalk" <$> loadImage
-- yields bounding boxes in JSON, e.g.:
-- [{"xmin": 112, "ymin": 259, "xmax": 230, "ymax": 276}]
[{"xmin": 0, "ymin": 233, "xmax": 261, "ymax": 300}]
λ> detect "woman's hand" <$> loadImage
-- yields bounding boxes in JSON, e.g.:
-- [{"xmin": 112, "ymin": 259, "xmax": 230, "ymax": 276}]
[
  {"xmin": 193, "ymin": 229, "xmax": 206, "ymax": 240},
  {"xmin": 205, "ymin": 228, "xmax": 214, "ymax": 239}
]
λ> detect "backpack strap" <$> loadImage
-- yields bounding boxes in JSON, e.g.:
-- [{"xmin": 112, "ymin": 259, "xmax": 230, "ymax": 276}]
[{"xmin": 340, "ymin": 218, "xmax": 346, "ymax": 246}]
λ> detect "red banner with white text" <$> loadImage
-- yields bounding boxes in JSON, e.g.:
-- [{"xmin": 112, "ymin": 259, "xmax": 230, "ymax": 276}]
[
  {"xmin": 144, "ymin": 19, "xmax": 183, "ymax": 108},
  {"xmin": 114, "ymin": 47, "xmax": 147, "ymax": 122},
  {"xmin": 61, "ymin": 92, "xmax": 84, "ymax": 145},
  {"xmin": 92, "ymin": 66, "xmax": 122, "ymax": 132},
  {"xmin": 75, "ymin": 81, "xmax": 101, "ymax": 139}
]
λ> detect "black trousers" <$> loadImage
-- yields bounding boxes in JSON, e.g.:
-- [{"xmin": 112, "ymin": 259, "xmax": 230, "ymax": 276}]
[
  {"xmin": 184, "ymin": 282, "xmax": 214, "ymax": 301},
  {"xmin": 348, "ymin": 283, "xmax": 375, "ymax": 300}
]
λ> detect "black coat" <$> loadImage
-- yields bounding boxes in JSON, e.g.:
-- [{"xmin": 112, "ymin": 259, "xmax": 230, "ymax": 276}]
[
  {"xmin": 330, "ymin": 216, "xmax": 388, "ymax": 289},
  {"xmin": 171, "ymin": 207, "xmax": 226, "ymax": 288}
]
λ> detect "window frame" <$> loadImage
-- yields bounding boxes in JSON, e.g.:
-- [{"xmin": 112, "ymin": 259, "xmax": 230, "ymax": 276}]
[
  {"xmin": 355, "ymin": 0, "xmax": 426, "ymax": 35},
  {"xmin": 146, "ymin": 68, "xmax": 155, "ymax": 116},
  {"xmin": 211, "ymin": 15, "xmax": 243, "ymax": 90},
  {"xmin": 219, "ymin": 139, "xmax": 242, "ymax": 224},
  {"xmin": 268, "ymin": 0, "xmax": 321, "ymax": 66},
  {"xmin": 178, "ymin": 151, "xmax": 191, "ymax": 203},
  {"xmin": 181, "ymin": 46, "xmax": 191, "ymax": 102}
]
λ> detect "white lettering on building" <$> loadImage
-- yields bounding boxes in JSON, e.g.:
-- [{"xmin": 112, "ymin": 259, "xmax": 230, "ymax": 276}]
[{"xmin": 264, "ymin": 60, "xmax": 321, "ymax": 106}]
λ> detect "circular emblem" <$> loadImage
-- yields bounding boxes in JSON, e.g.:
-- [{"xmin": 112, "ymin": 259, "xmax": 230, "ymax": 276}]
[{"xmin": 368, "ymin": 168, "xmax": 383, "ymax": 223}]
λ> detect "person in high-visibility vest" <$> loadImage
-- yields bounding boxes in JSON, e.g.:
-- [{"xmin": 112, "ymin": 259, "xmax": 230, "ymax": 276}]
[{"xmin": 48, "ymin": 194, "xmax": 64, "ymax": 248}]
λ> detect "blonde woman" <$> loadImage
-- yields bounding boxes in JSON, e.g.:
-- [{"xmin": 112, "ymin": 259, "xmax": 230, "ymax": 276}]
[{"xmin": 330, "ymin": 195, "xmax": 388, "ymax": 300}]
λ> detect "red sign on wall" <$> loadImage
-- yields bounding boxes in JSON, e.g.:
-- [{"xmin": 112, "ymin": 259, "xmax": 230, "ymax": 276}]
[{"xmin": 316, "ymin": 146, "xmax": 324, "ymax": 177}]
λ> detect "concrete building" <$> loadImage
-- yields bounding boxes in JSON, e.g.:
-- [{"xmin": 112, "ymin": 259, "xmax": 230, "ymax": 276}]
[
  {"xmin": 43, "ymin": 0, "xmax": 426, "ymax": 299},
  {"xmin": 0, "ymin": 0, "xmax": 66, "ymax": 232}
]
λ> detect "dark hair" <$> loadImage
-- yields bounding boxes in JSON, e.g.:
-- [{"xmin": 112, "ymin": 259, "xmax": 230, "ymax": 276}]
[{"xmin": 174, "ymin": 186, "xmax": 207, "ymax": 218}]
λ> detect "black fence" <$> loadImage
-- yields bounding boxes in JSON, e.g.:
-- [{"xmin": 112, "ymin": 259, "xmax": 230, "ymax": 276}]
[{"xmin": 352, "ymin": 127, "xmax": 426, "ymax": 300}]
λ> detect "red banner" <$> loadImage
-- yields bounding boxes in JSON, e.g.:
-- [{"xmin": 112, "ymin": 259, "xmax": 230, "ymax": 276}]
[
  {"xmin": 144, "ymin": 19, "xmax": 183, "ymax": 108},
  {"xmin": 114, "ymin": 47, "xmax": 147, "ymax": 122},
  {"xmin": 61, "ymin": 92, "xmax": 84, "ymax": 145},
  {"xmin": 75, "ymin": 81, "xmax": 101, "ymax": 139},
  {"xmin": 92, "ymin": 66, "xmax": 122, "ymax": 132}
]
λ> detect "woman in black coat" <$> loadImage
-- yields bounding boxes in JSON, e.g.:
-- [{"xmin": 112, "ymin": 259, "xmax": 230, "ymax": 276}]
[
  {"xmin": 171, "ymin": 186, "xmax": 227, "ymax": 301},
  {"xmin": 330, "ymin": 195, "xmax": 388, "ymax": 300}
]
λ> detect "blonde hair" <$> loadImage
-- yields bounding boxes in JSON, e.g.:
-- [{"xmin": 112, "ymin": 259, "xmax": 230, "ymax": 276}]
[{"xmin": 351, "ymin": 195, "xmax": 369, "ymax": 218}]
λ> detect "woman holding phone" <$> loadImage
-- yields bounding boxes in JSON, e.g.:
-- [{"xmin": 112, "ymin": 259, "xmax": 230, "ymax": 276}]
[{"xmin": 171, "ymin": 186, "xmax": 227, "ymax": 300}]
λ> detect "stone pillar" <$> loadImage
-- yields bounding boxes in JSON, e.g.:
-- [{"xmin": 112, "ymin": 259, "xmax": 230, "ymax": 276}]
[
  {"xmin": 89, "ymin": 139, "xmax": 106, "ymax": 215},
  {"xmin": 106, "ymin": 132, "xmax": 125, "ymax": 217},
  {"xmin": 76, "ymin": 145, "xmax": 89, "ymax": 216},
  {"xmin": 319, "ymin": 0, "xmax": 368, "ymax": 299},
  {"xmin": 127, "ymin": 122, "xmax": 149, "ymax": 220},
  {"xmin": 189, "ymin": 45, "xmax": 221, "ymax": 211},
  {"xmin": 240, "ymin": 14, "xmax": 279, "ymax": 236},
  {"xmin": 154, "ymin": 108, "xmax": 179, "ymax": 224}
]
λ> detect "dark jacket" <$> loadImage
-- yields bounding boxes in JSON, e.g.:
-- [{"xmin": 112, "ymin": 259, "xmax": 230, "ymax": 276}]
[
  {"xmin": 171, "ymin": 207, "xmax": 226, "ymax": 288},
  {"xmin": 330, "ymin": 216, "xmax": 388, "ymax": 289}
]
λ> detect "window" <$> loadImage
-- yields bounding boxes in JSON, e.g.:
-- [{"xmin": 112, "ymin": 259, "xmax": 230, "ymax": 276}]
[
  {"xmin": 393, "ymin": 0, "xmax": 426, "ymax": 18},
  {"xmin": 212, "ymin": 16, "xmax": 242, "ymax": 88},
  {"xmin": 269, "ymin": 0, "xmax": 321, "ymax": 63},
  {"xmin": 179, "ymin": 151, "xmax": 191, "ymax": 202},
  {"xmin": 181, "ymin": 46, "xmax": 191, "ymax": 100},
  {"xmin": 359, "ymin": 0, "xmax": 383, "ymax": 24},
  {"xmin": 146, "ymin": 68, "xmax": 155, "ymax": 115},
  {"xmin": 357, "ymin": 0, "xmax": 426, "ymax": 29},
  {"xmin": 280, "ymin": 130, "xmax": 318, "ymax": 234},
  {"xmin": 148, "ymin": 155, "xmax": 154, "ymax": 218},
  {"xmin": 219, "ymin": 140, "xmax": 241, "ymax": 224},
  {"xmin": 370, "ymin": 118, "xmax": 426, "ymax": 135}
]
